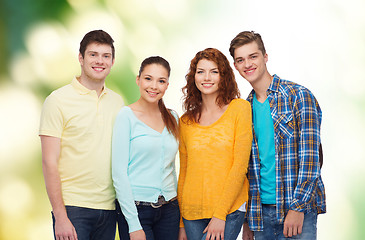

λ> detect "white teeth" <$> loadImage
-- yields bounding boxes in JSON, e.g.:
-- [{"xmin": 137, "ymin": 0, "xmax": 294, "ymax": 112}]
[{"xmin": 202, "ymin": 83, "xmax": 213, "ymax": 86}]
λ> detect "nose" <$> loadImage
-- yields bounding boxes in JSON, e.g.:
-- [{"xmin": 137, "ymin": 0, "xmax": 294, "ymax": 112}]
[
  {"xmin": 204, "ymin": 72, "xmax": 210, "ymax": 81},
  {"xmin": 95, "ymin": 55, "xmax": 103, "ymax": 64},
  {"xmin": 244, "ymin": 58, "xmax": 252, "ymax": 68},
  {"xmin": 151, "ymin": 80, "xmax": 158, "ymax": 89}
]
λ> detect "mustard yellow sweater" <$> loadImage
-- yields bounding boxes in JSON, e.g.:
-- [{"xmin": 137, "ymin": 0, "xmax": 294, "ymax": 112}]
[{"xmin": 178, "ymin": 99, "xmax": 253, "ymax": 226}]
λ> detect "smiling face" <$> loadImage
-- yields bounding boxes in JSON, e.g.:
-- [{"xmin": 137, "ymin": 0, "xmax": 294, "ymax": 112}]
[
  {"xmin": 137, "ymin": 63, "xmax": 169, "ymax": 104},
  {"xmin": 194, "ymin": 59, "xmax": 220, "ymax": 98},
  {"xmin": 233, "ymin": 41, "xmax": 268, "ymax": 85},
  {"xmin": 78, "ymin": 42, "xmax": 114, "ymax": 83}
]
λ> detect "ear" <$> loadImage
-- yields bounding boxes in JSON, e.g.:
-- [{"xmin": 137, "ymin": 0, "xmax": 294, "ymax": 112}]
[
  {"xmin": 111, "ymin": 58, "xmax": 115, "ymax": 66},
  {"xmin": 78, "ymin": 53, "xmax": 84, "ymax": 66},
  {"xmin": 136, "ymin": 76, "xmax": 140, "ymax": 86},
  {"xmin": 264, "ymin": 53, "xmax": 268, "ymax": 64},
  {"xmin": 233, "ymin": 62, "xmax": 238, "ymax": 70}
]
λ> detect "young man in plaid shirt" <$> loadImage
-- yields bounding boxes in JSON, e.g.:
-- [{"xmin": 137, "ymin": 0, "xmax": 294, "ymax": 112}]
[{"xmin": 229, "ymin": 31, "xmax": 326, "ymax": 240}]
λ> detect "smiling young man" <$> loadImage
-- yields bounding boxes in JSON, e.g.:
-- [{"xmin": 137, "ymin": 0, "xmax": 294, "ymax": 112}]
[
  {"xmin": 39, "ymin": 30, "xmax": 124, "ymax": 240},
  {"xmin": 229, "ymin": 31, "xmax": 326, "ymax": 240}
]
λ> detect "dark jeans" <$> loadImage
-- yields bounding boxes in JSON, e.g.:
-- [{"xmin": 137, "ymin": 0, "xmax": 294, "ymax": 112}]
[
  {"xmin": 116, "ymin": 199, "xmax": 180, "ymax": 240},
  {"xmin": 52, "ymin": 206, "xmax": 116, "ymax": 240},
  {"xmin": 183, "ymin": 209, "xmax": 245, "ymax": 240},
  {"xmin": 254, "ymin": 204, "xmax": 317, "ymax": 240}
]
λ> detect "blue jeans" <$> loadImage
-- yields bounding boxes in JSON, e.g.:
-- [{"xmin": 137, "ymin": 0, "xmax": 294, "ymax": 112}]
[
  {"xmin": 183, "ymin": 209, "xmax": 245, "ymax": 240},
  {"xmin": 116, "ymin": 199, "xmax": 180, "ymax": 240},
  {"xmin": 51, "ymin": 206, "xmax": 116, "ymax": 240},
  {"xmin": 254, "ymin": 205, "xmax": 317, "ymax": 240}
]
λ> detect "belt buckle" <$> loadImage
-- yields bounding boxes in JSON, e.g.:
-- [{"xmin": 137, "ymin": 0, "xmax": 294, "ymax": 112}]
[{"xmin": 151, "ymin": 196, "xmax": 165, "ymax": 208}]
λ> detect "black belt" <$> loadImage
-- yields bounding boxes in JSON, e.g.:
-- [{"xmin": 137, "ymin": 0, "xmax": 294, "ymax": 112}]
[{"xmin": 135, "ymin": 196, "xmax": 177, "ymax": 208}]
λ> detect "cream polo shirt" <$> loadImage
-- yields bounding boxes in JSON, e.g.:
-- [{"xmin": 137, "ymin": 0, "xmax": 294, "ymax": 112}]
[{"xmin": 39, "ymin": 77, "xmax": 124, "ymax": 210}]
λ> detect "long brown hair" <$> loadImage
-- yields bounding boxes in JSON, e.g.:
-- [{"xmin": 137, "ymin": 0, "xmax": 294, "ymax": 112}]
[
  {"xmin": 182, "ymin": 48, "xmax": 240, "ymax": 123},
  {"xmin": 139, "ymin": 56, "xmax": 179, "ymax": 140}
]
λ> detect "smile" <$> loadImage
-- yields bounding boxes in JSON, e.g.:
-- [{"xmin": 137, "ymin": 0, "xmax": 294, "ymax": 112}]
[
  {"xmin": 93, "ymin": 67, "xmax": 105, "ymax": 72},
  {"xmin": 146, "ymin": 90, "xmax": 159, "ymax": 97}
]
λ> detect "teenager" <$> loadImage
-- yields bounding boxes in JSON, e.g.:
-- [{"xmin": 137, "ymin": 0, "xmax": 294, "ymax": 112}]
[
  {"xmin": 229, "ymin": 31, "xmax": 326, "ymax": 240},
  {"xmin": 39, "ymin": 30, "xmax": 123, "ymax": 240},
  {"xmin": 178, "ymin": 48, "xmax": 252, "ymax": 240},
  {"xmin": 112, "ymin": 56, "xmax": 180, "ymax": 240}
]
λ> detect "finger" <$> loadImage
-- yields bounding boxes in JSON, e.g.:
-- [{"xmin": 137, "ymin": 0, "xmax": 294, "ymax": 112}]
[
  {"xmin": 292, "ymin": 226, "xmax": 298, "ymax": 236},
  {"xmin": 283, "ymin": 226, "xmax": 288, "ymax": 237},
  {"xmin": 298, "ymin": 223, "xmax": 303, "ymax": 235},
  {"xmin": 221, "ymin": 232, "xmax": 224, "ymax": 240},
  {"xmin": 205, "ymin": 232, "xmax": 210, "ymax": 240},
  {"xmin": 288, "ymin": 227, "xmax": 293, "ymax": 237},
  {"xmin": 203, "ymin": 226, "xmax": 208, "ymax": 234}
]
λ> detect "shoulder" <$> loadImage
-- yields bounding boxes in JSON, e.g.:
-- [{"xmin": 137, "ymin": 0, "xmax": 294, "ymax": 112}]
[
  {"xmin": 42, "ymin": 84, "xmax": 72, "ymax": 106},
  {"xmin": 115, "ymin": 106, "xmax": 133, "ymax": 121},
  {"xmin": 279, "ymin": 79, "xmax": 314, "ymax": 98},
  {"xmin": 229, "ymin": 98, "xmax": 251, "ymax": 111}
]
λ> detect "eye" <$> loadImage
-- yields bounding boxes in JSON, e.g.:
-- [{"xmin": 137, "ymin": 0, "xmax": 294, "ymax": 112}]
[
  {"xmin": 236, "ymin": 59, "xmax": 243, "ymax": 63},
  {"xmin": 212, "ymin": 70, "xmax": 219, "ymax": 74},
  {"xmin": 145, "ymin": 77, "xmax": 151, "ymax": 81},
  {"xmin": 196, "ymin": 70, "xmax": 203, "ymax": 74},
  {"xmin": 251, "ymin": 55, "xmax": 257, "ymax": 59},
  {"xmin": 104, "ymin": 55, "xmax": 110, "ymax": 58},
  {"xmin": 159, "ymin": 79, "xmax": 166, "ymax": 84}
]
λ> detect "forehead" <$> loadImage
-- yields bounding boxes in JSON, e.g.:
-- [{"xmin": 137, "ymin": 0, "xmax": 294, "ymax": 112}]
[
  {"xmin": 141, "ymin": 64, "xmax": 169, "ymax": 76},
  {"xmin": 234, "ymin": 41, "xmax": 260, "ymax": 58},
  {"xmin": 85, "ymin": 42, "xmax": 113, "ymax": 54},
  {"xmin": 197, "ymin": 59, "xmax": 218, "ymax": 68}
]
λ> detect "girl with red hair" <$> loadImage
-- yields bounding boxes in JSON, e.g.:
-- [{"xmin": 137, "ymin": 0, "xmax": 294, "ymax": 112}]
[{"xmin": 178, "ymin": 48, "xmax": 252, "ymax": 240}]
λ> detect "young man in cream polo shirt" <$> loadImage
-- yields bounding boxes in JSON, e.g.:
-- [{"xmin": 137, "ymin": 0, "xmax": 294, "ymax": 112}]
[{"xmin": 39, "ymin": 30, "xmax": 124, "ymax": 240}]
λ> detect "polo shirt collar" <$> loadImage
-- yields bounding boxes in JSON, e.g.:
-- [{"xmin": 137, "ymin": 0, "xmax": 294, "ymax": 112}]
[{"xmin": 71, "ymin": 77, "xmax": 108, "ymax": 95}]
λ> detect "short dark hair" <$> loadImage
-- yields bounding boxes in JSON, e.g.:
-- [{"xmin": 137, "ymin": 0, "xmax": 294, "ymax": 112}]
[
  {"xmin": 229, "ymin": 31, "xmax": 266, "ymax": 59},
  {"xmin": 79, "ymin": 30, "xmax": 115, "ymax": 59}
]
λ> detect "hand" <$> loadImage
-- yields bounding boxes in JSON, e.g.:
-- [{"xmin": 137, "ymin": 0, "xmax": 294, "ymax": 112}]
[
  {"xmin": 178, "ymin": 227, "xmax": 188, "ymax": 240},
  {"xmin": 54, "ymin": 215, "xmax": 78, "ymax": 240},
  {"xmin": 203, "ymin": 217, "xmax": 225, "ymax": 240},
  {"xmin": 242, "ymin": 222, "xmax": 254, "ymax": 240},
  {"xmin": 130, "ymin": 229, "xmax": 146, "ymax": 240},
  {"xmin": 283, "ymin": 210, "xmax": 304, "ymax": 237}
]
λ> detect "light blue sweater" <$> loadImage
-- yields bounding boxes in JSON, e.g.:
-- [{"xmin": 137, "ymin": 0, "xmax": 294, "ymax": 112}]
[{"xmin": 112, "ymin": 106, "xmax": 178, "ymax": 233}]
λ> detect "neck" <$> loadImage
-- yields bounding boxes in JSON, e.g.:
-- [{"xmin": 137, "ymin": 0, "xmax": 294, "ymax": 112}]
[
  {"xmin": 78, "ymin": 75, "xmax": 105, "ymax": 97},
  {"xmin": 251, "ymin": 72, "xmax": 273, "ymax": 101},
  {"xmin": 201, "ymin": 94, "xmax": 221, "ymax": 112},
  {"xmin": 135, "ymin": 98, "xmax": 160, "ymax": 114}
]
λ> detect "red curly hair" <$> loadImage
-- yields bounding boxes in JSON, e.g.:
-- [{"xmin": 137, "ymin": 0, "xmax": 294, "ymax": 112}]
[{"xmin": 182, "ymin": 48, "xmax": 240, "ymax": 123}]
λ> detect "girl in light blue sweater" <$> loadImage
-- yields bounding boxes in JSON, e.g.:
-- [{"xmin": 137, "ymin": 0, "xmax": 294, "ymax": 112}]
[{"xmin": 112, "ymin": 56, "xmax": 180, "ymax": 240}]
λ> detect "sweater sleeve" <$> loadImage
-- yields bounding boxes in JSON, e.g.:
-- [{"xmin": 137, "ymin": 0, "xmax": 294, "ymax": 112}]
[
  {"xmin": 213, "ymin": 100, "xmax": 253, "ymax": 220},
  {"xmin": 112, "ymin": 108, "xmax": 142, "ymax": 232},
  {"xmin": 177, "ymin": 117, "xmax": 188, "ymax": 227}
]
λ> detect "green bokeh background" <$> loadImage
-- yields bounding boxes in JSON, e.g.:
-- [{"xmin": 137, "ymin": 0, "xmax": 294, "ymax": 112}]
[{"xmin": 1, "ymin": 0, "xmax": 364, "ymax": 239}]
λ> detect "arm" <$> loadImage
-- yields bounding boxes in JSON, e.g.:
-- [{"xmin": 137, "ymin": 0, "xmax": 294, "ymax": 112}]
[
  {"xmin": 213, "ymin": 101, "xmax": 253, "ymax": 220},
  {"xmin": 242, "ymin": 222, "xmax": 254, "ymax": 240},
  {"xmin": 284, "ymin": 89, "xmax": 322, "ymax": 236},
  {"xmin": 177, "ymin": 118, "xmax": 188, "ymax": 228},
  {"xmin": 40, "ymin": 135, "xmax": 78, "ymax": 240},
  {"xmin": 206, "ymin": 101, "xmax": 253, "ymax": 238},
  {"xmin": 112, "ymin": 109, "xmax": 144, "ymax": 236}
]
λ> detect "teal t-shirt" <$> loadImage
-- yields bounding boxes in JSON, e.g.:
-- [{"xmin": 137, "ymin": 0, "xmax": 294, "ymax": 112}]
[{"xmin": 252, "ymin": 93, "xmax": 276, "ymax": 204}]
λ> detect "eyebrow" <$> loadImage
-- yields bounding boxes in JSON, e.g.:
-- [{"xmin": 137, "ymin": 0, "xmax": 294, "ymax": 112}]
[
  {"xmin": 87, "ymin": 51, "xmax": 112, "ymax": 55},
  {"xmin": 197, "ymin": 67, "xmax": 218, "ymax": 70}
]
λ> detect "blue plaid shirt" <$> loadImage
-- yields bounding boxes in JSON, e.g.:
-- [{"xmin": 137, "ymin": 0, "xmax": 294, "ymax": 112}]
[{"xmin": 246, "ymin": 75, "xmax": 326, "ymax": 231}]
